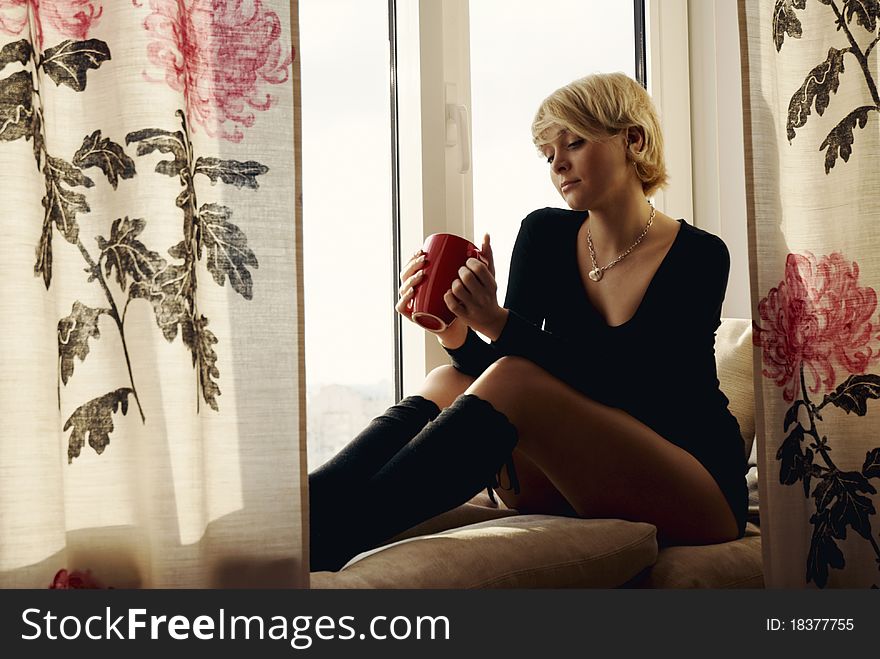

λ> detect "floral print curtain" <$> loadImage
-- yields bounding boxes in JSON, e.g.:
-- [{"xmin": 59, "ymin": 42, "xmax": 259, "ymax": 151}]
[
  {"xmin": 0, "ymin": 0, "xmax": 306, "ymax": 587},
  {"xmin": 739, "ymin": 0, "xmax": 880, "ymax": 587}
]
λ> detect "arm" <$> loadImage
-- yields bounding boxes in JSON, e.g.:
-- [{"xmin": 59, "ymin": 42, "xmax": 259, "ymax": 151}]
[
  {"xmin": 654, "ymin": 231, "xmax": 731, "ymax": 401},
  {"xmin": 439, "ymin": 231, "xmax": 509, "ymax": 376},
  {"xmin": 444, "ymin": 209, "xmax": 588, "ymax": 384},
  {"xmin": 442, "ymin": 325, "xmax": 499, "ymax": 377},
  {"xmin": 440, "ymin": 212, "xmax": 550, "ymax": 377},
  {"xmin": 490, "ymin": 211, "xmax": 586, "ymax": 382},
  {"xmin": 680, "ymin": 232, "xmax": 729, "ymax": 339}
]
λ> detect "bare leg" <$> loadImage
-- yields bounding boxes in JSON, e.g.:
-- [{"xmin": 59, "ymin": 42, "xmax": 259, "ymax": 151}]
[
  {"xmin": 466, "ymin": 357, "xmax": 740, "ymax": 545},
  {"xmin": 414, "ymin": 365, "xmax": 577, "ymax": 516},
  {"xmin": 493, "ymin": 449, "xmax": 579, "ymax": 516},
  {"xmin": 414, "ymin": 365, "xmax": 474, "ymax": 410}
]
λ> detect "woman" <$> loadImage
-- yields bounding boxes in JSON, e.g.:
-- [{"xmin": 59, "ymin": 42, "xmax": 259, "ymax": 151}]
[{"xmin": 309, "ymin": 72, "xmax": 748, "ymax": 572}]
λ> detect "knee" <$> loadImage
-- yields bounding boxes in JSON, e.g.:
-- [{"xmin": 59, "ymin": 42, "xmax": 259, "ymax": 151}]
[
  {"xmin": 470, "ymin": 357, "xmax": 547, "ymax": 402},
  {"xmin": 425, "ymin": 365, "xmax": 473, "ymax": 388},
  {"xmin": 466, "ymin": 357, "xmax": 548, "ymax": 427},
  {"xmin": 484, "ymin": 356, "xmax": 542, "ymax": 382},
  {"xmin": 419, "ymin": 365, "xmax": 474, "ymax": 409}
]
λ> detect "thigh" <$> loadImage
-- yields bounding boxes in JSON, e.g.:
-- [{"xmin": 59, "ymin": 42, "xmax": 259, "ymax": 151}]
[
  {"xmin": 468, "ymin": 357, "xmax": 740, "ymax": 545},
  {"xmin": 494, "ymin": 448, "xmax": 578, "ymax": 516}
]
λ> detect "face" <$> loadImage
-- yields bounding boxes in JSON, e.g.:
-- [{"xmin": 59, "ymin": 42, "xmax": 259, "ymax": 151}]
[{"xmin": 540, "ymin": 129, "xmax": 632, "ymax": 211}]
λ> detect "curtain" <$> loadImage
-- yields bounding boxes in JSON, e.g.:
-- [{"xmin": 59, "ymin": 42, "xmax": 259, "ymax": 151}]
[
  {"xmin": 739, "ymin": 0, "xmax": 880, "ymax": 587},
  {"xmin": 0, "ymin": 0, "xmax": 306, "ymax": 588}
]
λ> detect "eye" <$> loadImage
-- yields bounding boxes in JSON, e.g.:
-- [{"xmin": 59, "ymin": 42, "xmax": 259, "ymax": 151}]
[
  {"xmin": 546, "ymin": 154, "xmax": 554, "ymax": 164},
  {"xmin": 567, "ymin": 139, "xmax": 585, "ymax": 149}
]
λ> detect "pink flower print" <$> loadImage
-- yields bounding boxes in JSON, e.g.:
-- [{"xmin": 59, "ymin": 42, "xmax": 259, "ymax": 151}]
[
  {"xmin": 49, "ymin": 568, "xmax": 105, "ymax": 589},
  {"xmin": 0, "ymin": 0, "xmax": 102, "ymax": 49},
  {"xmin": 0, "ymin": 0, "xmax": 28, "ymax": 36},
  {"xmin": 136, "ymin": 0, "xmax": 294, "ymax": 143},
  {"xmin": 38, "ymin": 0, "xmax": 103, "ymax": 42},
  {"xmin": 753, "ymin": 252, "xmax": 880, "ymax": 402}
]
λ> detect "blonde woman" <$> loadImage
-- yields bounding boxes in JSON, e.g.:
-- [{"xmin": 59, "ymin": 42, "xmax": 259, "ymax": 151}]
[{"xmin": 309, "ymin": 73, "xmax": 747, "ymax": 572}]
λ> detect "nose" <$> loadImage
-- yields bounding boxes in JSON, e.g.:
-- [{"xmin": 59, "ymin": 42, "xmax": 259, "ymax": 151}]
[{"xmin": 551, "ymin": 153, "xmax": 568, "ymax": 175}]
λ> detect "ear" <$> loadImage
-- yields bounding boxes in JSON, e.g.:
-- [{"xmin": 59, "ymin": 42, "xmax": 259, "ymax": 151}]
[{"xmin": 625, "ymin": 127, "xmax": 645, "ymax": 153}]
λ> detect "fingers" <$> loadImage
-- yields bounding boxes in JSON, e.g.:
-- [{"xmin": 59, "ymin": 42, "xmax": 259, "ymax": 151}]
[
  {"xmin": 444, "ymin": 289, "xmax": 464, "ymax": 316},
  {"xmin": 458, "ymin": 258, "xmax": 494, "ymax": 291},
  {"xmin": 450, "ymin": 277, "xmax": 468, "ymax": 301},
  {"xmin": 395, "ymin": 287, "xmax": 416, "ymax": 319},
  {"xmin": 481, "ymin": 233, "xmax": 491, "ymax": 255},
  {"xmin": 398, "ymin": 268, "xmax": 425, "ymax": 298},
  {"xmin": 481, "ymin": 233, "xmax": 496, "ymax": 276},
  {"xmin": 399, "ymin": 251, "xmax": 426, "ymax": 283},
  {"xmin": 395, "ymin": 292, "xmax": 412, "ymax": 318},
  {"xmin": 396, "ymin": 249, "xmax": 426, "ymax": 320}
]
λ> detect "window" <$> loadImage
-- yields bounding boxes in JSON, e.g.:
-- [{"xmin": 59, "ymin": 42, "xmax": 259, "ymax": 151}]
[
  {"xmin": 300, "ymin": 0, "xmax": 395, "ymax": 469},
  {"xmin": 469, "ymin": 0, "xmax": 637, "ymax": 298},
  {"xmin": 300, "ymin": 0, "xmax": 643, "ymax": 468}
]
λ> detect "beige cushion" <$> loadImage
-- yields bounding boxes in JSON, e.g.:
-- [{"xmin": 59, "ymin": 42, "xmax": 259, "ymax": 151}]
[
  {"xmin": 638, "ymin": 523, "xmax": 763, "ymax": 588},
  {"xmin": 716, "ymin": 318, "xmax": 756, "ymax": 457},
  {"xmin": 384, "ymin": 500, "xmax": 519, "ymax": 544},
  {"xmin": 310, "ymin": 517, "xmax": 657, "ymax": 589}
]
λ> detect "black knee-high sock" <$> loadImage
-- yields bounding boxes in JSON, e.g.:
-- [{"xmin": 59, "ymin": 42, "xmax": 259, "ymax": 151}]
[
  {"xmin": 309, "ymin": 395, "xmax": 440, "ymax": 493},
  {"xmin": 311, "ymin": 394, "xmax": 519, "ymax": 572},
  {"xmin": 308, "ymin": 395, "xmax": 439, "ymax": 567}
]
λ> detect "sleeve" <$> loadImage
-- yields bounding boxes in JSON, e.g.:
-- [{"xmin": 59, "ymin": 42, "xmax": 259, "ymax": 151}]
[
  {"xmin": 445, "ymin": 209, "xmax": 591, "ymax": 388},
  {"xmin": 665, "ymin": 232, "xmax": 731, "ymax": 391},
  {"xmin": 491, "ymin": 211, "xmax": 587, "ymax": 385},
  {"xmin": 444, "ymin": 327, "xmax": 498, "ymax": 378},
  {"xmin": 694, "ymin": 236, "xmax": 731, "ymax": 382},
  {"xmin": 641, "ymin": 227, "xmax": 730, "ymax": 352},
  {"xmin": 443, "ymin": 210, "xmax": 548, "ymax": 377},
  {"xmin": 687, "ymin": 234, "xmax": 729, "ymax": 336},
  {"xmin": 706, "ymin": 236, "xmax": 730, "ymax": 331}
]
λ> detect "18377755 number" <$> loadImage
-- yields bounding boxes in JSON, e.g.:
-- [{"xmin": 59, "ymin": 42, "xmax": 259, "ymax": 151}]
[{"xmin": 766, "ymin": 618, "xmax": 854, "ymax": 631}]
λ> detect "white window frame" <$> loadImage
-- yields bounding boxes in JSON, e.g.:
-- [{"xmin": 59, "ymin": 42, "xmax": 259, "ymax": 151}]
[
  {"xmin": 397, "ymin": 0, "xmax": 476, "ymax": 393},
  {"xmin": 646, "ymin": 0, "xmax": 694, "ymax": 224},
  {"xmin": 684, "ymin": 0, "xmax": 751, "ymax": 319},
  {"xmin": 649, "ymin": 0, "xmax": 750, "ymax": 320}
]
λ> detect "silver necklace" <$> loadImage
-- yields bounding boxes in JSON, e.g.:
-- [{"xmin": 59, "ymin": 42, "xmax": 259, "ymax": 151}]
[{"xmin": 587, "ymin": 202, "xmax": 656, "ymax": 282}]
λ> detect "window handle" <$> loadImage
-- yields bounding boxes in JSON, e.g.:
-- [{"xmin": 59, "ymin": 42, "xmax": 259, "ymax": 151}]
[
  {"xmin": 446, "ymin": 103, "xmax": 471, "ymax": 174},
  {"xmin": 455, "ymin": 105, "xmax": 471, "ymax": 174}
]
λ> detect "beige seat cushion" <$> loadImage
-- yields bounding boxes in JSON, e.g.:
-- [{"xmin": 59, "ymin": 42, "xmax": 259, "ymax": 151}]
[
  {"xmin": 310, "ymin": 517, "xmax": 657, "ymax": 589},
  {"xmin": 716, "ymin": 318, "xmax": 756, "ymax": 457},
  {"xmin": 384, "ymin": 500, "xmax": 520, "ymax": 544},
  {"xmin": 637, "ymin": 523, "xmax": 763, "ymax": 588}
]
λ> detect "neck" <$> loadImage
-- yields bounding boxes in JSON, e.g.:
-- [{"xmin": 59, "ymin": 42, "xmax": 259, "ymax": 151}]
[{"xmin": 587, "ymin": 192, "xmax": 653, "ymax": 254}]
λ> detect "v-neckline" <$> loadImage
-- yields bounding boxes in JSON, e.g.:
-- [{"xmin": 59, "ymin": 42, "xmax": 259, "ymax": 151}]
[{"xmin": 575, "ymin": 216, "xmax": 685, "ymax": 329}]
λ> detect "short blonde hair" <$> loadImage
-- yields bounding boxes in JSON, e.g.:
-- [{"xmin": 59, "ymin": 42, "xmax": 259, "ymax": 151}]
[{"xmin": 531, "ymin": 72, "xmax": 668, "ymax": 196}]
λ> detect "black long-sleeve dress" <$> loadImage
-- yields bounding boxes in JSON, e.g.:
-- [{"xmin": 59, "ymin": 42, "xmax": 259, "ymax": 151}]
[{"xmin": 444, "ymin": 207, "xmax": 749, "ymax": 538}]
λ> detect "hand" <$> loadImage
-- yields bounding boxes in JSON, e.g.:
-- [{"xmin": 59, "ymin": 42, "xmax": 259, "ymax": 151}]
[
  {"xmin": 396, "ymin": 248, "xmax": 428, "ymax": 324},
  {"xmin": 396, "ymin": 247, "xmax": 464, "ymax": 339},
  {"xmin": 443, "ymin": 234, "xmax": 508, "ymax": 340}
]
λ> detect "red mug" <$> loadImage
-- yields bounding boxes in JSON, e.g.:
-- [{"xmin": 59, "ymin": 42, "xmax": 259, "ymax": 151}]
[{"xmin": 409, "ymin": 233, "xmax": 483, "ymax": 332}]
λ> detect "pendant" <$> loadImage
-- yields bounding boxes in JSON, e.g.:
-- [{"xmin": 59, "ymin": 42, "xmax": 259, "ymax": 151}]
[{"xmin": 588, "ymin": 268, "xmax": 603, "ymax": 282}]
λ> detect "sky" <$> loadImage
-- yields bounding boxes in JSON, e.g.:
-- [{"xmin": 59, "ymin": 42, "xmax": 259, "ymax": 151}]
[{"xmin": 300, "ymin": 0, "xmax": 636, "ymax": 387}]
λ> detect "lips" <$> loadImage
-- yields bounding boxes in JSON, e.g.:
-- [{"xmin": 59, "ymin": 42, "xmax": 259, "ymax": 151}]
[{"xmin": 560, "ymin": 179, "xmax": 580, "ymax": 192}]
